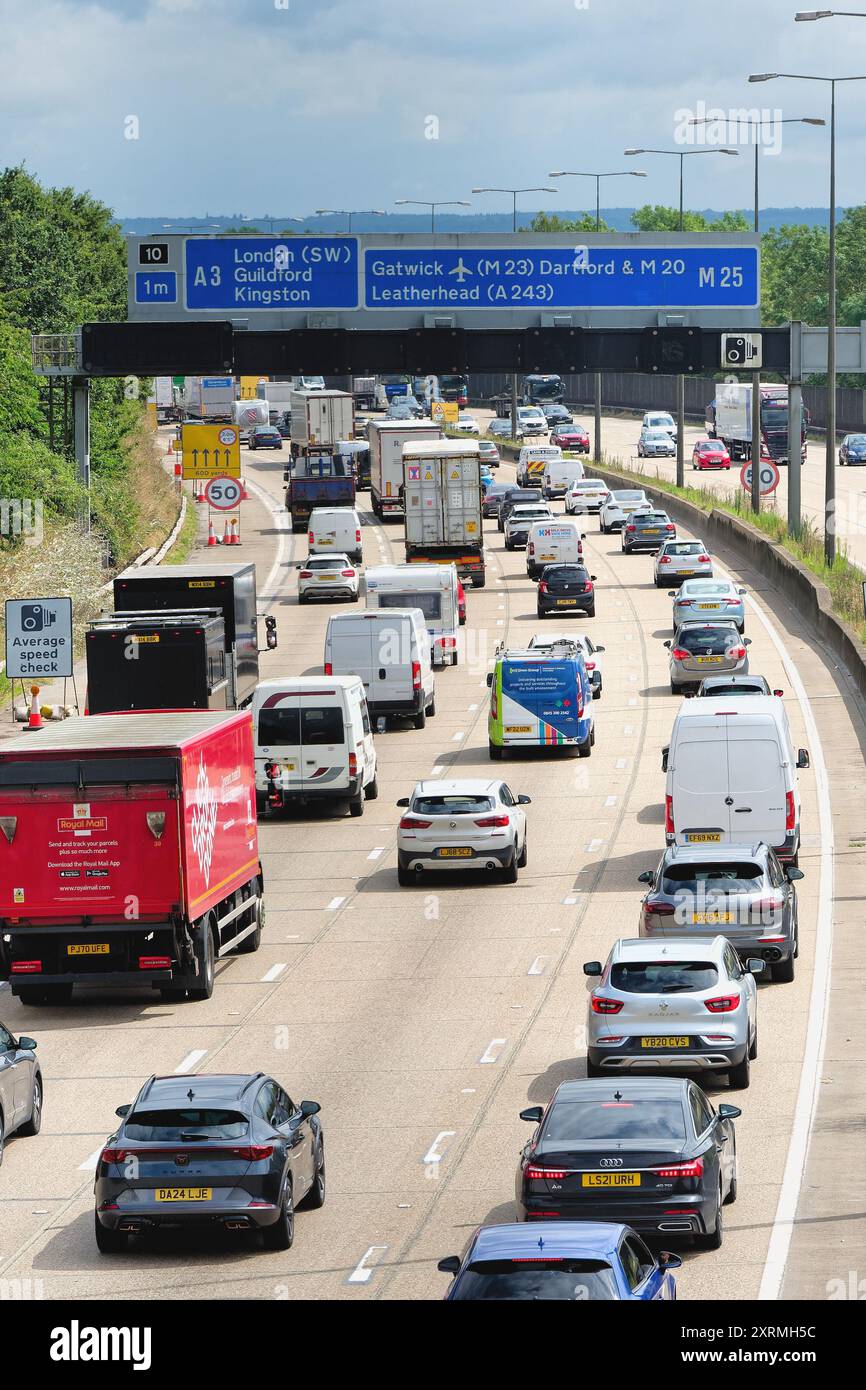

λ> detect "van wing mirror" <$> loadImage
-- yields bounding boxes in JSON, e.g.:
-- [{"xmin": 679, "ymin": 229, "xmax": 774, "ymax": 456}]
[
  {"xmin": 486, "ymin": 672, "xmax": 493, "ymax": 687},
  {"xmin": 797, "ymin": 749, "xmax": 810, "ymax": 769}
]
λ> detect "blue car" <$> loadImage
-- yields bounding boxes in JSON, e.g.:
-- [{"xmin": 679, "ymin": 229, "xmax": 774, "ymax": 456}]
[{"xmin": 438, "ymin": 1222, "xmax": 680, "ymax": 1300}]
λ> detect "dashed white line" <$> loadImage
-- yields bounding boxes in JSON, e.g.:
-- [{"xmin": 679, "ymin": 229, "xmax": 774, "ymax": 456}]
[
  {"xmin": 175, "ymin": 1049, "xmax": 208, "ymax": 1074},
  {"xmin": 326, "ymin": 896, "xmax": 346, "ymax": 912},
  {"xmin": 452, "ymin": 731, "xmax": 465, "ymax": 741},
  {"xmin": 478, "ymin": 1038, "xmax": 507, "ymax": 1065},
  {"xmin": 585, "ymin": 838, "xmax": 603, "ymax": 853},
  {"xmin": 260, "ymin": 963, "xmax": 287, "ymax": 983},
  {"xmin": 563, "ymin": 895, "xmax": 578, "ymax": 905},
  {"xmin": 615, "ymin": 757, "xmax": 629, "ymax": 770},
  {"xmin": 528, "ymin": 956, "xmax": 547, "ymax": 976},
  {"xmin": 347, "ymin": 1245, "xmax": 389, "ymax": 1285},
  {"xmin": 468, "ymin": 703, "xmax": 478, "ymax": 711},
  {"xmin": 604, "ymin": 794, "xmax": 618, "ymax": 807},
  {"xmin": 367, "ymin": 846, "xmax": 385, "ymax": 860}
]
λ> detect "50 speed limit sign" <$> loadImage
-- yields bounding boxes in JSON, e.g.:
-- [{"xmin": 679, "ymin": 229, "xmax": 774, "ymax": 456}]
[
  {"xmin": 204, "ymin": 476, "xmax": 244, "ymax": 510},
  {"xmin": 740, "ymin": 460, "xmax": 780, "ymax": 496}
]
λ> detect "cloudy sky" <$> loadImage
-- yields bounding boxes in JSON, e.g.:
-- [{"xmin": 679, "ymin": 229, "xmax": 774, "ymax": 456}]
[{"xmin": 2, "ymin": 0, "xmax": 866, "ymax": 219}]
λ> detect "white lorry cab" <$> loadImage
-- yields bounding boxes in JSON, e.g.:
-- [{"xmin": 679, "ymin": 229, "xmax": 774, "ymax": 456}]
[
  {"xmin": 324, "ymin": 609, "xmax": 436, "ymax": 728},
  {"xmin": 526, "ymin": 519, "xmax": 585, "ymax": 578},
  {"xmin": 307, "ymin": 506, "xmax": 364, "ymax": 564},
  {"xmin": 364, "ymin": 563, "xmax": 460, "ymax": 666},
  {"xmin": 665, "ymin": 696, "xmax": 810, "ymax": 865},
  {"xmin": 543, "ymin": 456, "xmax": 586, "ymax": 499},
  {"xmin": 252, "ymin": 674, "xmax": 378, "ymax": 817}
]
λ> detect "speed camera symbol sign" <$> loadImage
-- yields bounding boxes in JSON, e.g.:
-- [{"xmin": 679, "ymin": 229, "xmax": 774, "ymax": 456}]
[
  {"xmin": 740, "ymin": 460, "xmax": 780, "ymax": 495},
  {"xmin": 721, "ymin": 332, "xmax": 763, "ymax": 369}
]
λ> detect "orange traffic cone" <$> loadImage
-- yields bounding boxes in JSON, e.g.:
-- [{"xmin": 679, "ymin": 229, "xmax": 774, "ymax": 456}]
[
  {"xmin": 27, "ymin": 685, "xmax": 43, "ymax": 731},
  {"xmin": 228, "ymin": 517, "xmax": 239, "ymax": 545},
  {"xmin": 222, "ymin": 519, "xmax": 231, "ymax": 545},
  {"xmin": 207, "ymin": 519, "xmax": 217, "ymax": 546}
]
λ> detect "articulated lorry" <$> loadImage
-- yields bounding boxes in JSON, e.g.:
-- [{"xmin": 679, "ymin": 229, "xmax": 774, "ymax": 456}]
[
  {"xmin": 705, "ymin": 382, "xmax": 808, "ymax": 465},
  {"xmin": 285, "ymin": 390, "xmax": 357, "ymax": 528},
  {"xmin": 182, "ymin": 376, "xmax": 235, "ymax": 421},
  {"xmin": 0, "ymin": 711, "xmax": 263, "ymax": 1004},
  {"xmin": 368, "ymin": 419, "xmax": 442, "ymax": 519},
  {"xmin": 403, "ymin": 439, "xmax": 485, "ymax": 587}
]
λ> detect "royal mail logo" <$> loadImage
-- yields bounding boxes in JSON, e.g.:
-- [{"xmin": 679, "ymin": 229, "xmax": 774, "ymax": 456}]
[
  {"xmin": 57, "ymin": 816, "xmax": 107, "ymax": 833},
  {"xmin": 190, "ymin": 754, "xmax": 218, "ymax": 886}
]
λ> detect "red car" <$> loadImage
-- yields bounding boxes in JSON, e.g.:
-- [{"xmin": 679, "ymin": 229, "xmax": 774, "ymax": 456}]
[
  {"xmin": 457, "ymin": 579, "xmax": 467, "ymax": 626},
  {"xmin": 692, "ymin": 439, "xmax": 731, "ymax": 470},
  {"xmin": 552, "ymin": 426, "xmax": 590, "ymax": 454}
]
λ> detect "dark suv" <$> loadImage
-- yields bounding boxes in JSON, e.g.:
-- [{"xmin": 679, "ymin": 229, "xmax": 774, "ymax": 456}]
[
  {"xmin": 93, "ymin": 1072, "xmax": 324, "ymax": 1253},
  {"xmin": 621, "ymin": 511, "xmax": 676, "ymax": 553},
  {"xmin": 497, "ymin": 488, "xmax": 543, "ymax": 532},
  {"xmin": 537, "ymin": 564, "xmax": 597, "ymax": 618}
]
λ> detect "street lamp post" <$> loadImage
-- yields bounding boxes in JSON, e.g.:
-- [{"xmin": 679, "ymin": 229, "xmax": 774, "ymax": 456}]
[
  {"xmin": 624, "ymin": 147, "xmax": 740, "ymax": 484},
  {"xmin": 315, "ymin": 209, "xmax": 386, "ymax": 233},
  {"xmin": 471, "ymin": 187, "xmax": 559, "ymax": 439},
  {"xmin": 548, "ymin": 170, "xmax": 648, "ymax": 460},
  {"xmin": 393, "ymin": 199, "xmax": 470, "ymax": 233},
  {"xmin": 750, "ymin": 66, "xmax": 866, "ymax": 564},
  {"xmin": 689, "ymin": 115, "xmax": 824, "ymax": 517}
]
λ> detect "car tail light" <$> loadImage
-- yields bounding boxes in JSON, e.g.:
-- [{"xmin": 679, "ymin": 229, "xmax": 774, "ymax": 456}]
[
  {"xmin": 348, "ymin": 752, "xmax": 358, "ymax": 778},
  {"xmin": 626, "ymin": 524, "xmax": 636, "ymax": 533},
  {"xmin": 355, "ymin": 529, "xmax": 362, "ymax": 543},
  {"xmin": 698, "ymin": 555, "xmax": 711, "ymax": 562},
  {"xmin": 658, "ymin": 555, "xmax": 671, "ymax": 564},
  {"xmin": 324, "ymin": 662, "xmax": 333, "ymax": 676},
  {"xmin": 724, "ymin": 598, "xmax": 741, "ymax": 605},
  {"xmin": 341, "ymin": 569, "xmax": 355, "ymax": 577},
  {"xmin": 665, "ymin": 795, "xmax": 674, "ymax": 835},
  {"xmin": 11, "ymin": 961, "xmax": 41, "ymax": 974},
  {"xmin": 528, "ymin": 542, "xmax": 535, "ymax": 555},
  {"xmin": 299, "ymin": 569, "xmax": 313, "ymax": 579},
  {"xmin": 786, "ymin": 792, "xmax": 796, "ymax": 832},
  {"xmin": 753, "ymin": 896, "xmax": 784, "ymax": 914},
  {"xmin": 524, "ymin": 1165, "xmax": 568, "ymax": 1180},
  {"xmin": 645, "ymin": 898, "xmax": 676, "ymax": 917},
  {"xmin": 100, "ymin": 1148, "xmax": 130, "ymax": 1165},
  {"xmin": 651, "ymin": 1157, "xmax": 704, "ymax": 1179},
  {"xmin": 265, "ymin": 761, "xmax": 279, "ymax": 780},
  {"xmin": 539, "ymin": 581, "xmax": 548, "ymax": 594},
  {"xmin": 704, "ymin": 994, "xmax": 740, "ymax": 1013},
  {"xmin": 233, "ymin": 1145, "xmax": 274, "ymax": 1162},
  {"xmin": 138, "ymin": 956, "xmax": 171, "ymax": 971},
  {"xmin": 665, "ymin": 523, "xmax": 675, "ymax": 531},
  {"xmin": 585, "ymin": 661, "xmax": 596, "ymax": 671},
  {"xmin": 399, "ymin": 816, "xmax": 432, "ymax": 830},
  {"xmin": 671, "ymin": 647, "xmax": 689, "ymax": 660},
  {"xmin": 412, "ymin": 660, "xmax": 421, "ymax": 690},
  {"xmin": 583, "ymin": 582, "xmax": 593, "ymax": 593},
  {"xmin": 475, "ymin": 814, "xmax": 510, "ymax": 827},
  {"xmin": 729, "ymin": 645, "xmax": 746, "ymax": 660},
  {"xmin": 308, "ymin": 532, "xmax": 314, "ymax": 544},
  {"xmin": 591, "ymin": 996, "xmax": 623, "ymax": 1014}
]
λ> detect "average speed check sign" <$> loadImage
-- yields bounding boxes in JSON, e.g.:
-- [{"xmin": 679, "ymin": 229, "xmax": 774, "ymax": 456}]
[
  {"xmin": 740, "ymin": 460, "xmax": 780, "ymax": 495},
  {"xmin": 204, "ymin": 476, "xmax": 244, "ymax": 510}
]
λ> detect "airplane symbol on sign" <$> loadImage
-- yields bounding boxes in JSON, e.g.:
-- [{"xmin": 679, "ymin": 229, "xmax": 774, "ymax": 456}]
[{"xmin": 449, "ymin": 256, "xmax": 473, "ymax": 283}]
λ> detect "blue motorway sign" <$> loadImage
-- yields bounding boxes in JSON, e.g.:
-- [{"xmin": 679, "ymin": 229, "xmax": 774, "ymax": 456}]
[
  {"xmin": 364, "ymin": 245, "xmax": 758, "ymax": 310},
  {"xmin": 135, "ymin": 271, "xmax": 177, "ymax": 305},
  {"xmin": 185, "ymin": 237, "xmax": 359, "ymax": 310}
]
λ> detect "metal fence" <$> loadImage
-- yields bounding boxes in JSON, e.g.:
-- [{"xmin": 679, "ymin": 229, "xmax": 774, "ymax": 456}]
[{"xmin": 470, "ymin": 372, "xmax": 866, "ymax": 436}]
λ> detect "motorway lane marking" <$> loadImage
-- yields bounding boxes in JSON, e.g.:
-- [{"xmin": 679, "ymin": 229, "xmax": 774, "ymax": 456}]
[
  {"xmin": 326, "ymin": 896, "xmax": 346, "ymax": 912},
  {"xmin": 260, "ymin": 963, "xmax": 287, "ymax": 983},
  {"xmin": 628, "ymin": 697, "xmax": 637, "ymax": 706},
  {"xmin": 242, "ymin": 477, "xmax": 294, "ymax": 607},
  {"xmin": 478, "ymin": 1039, "xmax": 507, "ymax": 1065},
  {"xmin": 461, "ymin": 1088, "xmax": 477, "ymax": 1094},
  {"xmin": 468, "ymin": 703, "xmax": 478, "ymax": 711},
  {"xmin": 423, "ymin": 1131, "xmax": 456, "ymax": 1165},
  {"xmin": 615, "ymin": 758, "xmax": 629, "ymax": 770},
  {"xmin": 563, "ymin": 896, "xmax": 578, "ymax": 905},
  {"xmin": 605, "ymin": 795, "xmax": 618, "ymax": 807},
  {"xmin": 452, "ymin": 731, "xmax": 464, "ymax": 741},
  {"xmin": 347, "ymin": 1246, "xmax": 389, "ymax": 1285},
  {"xmin": 367, "ymin": 847, "xmax": 385, "ymax": 860},
  {"xmin": 623, "ymin": 724, "xmax": 634, "ymax": 734},
  {"xmin": 528, "ymin": 956, "xmax": 547, "ymax": 975},
  {"xmin": 585, "ymin": 838, "xmax": 604, "ymax": 853},
  {"xmin": 175, "ymin": 1050, "xmax": 208, "ymax": 1073}
]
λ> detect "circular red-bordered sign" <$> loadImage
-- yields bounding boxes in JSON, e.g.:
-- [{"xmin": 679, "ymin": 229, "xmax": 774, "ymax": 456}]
[
  {"xmin": 739, "ymin": 460, "xmax": 780, "ymax": 495},
  {"xmin": 204, "ymin": 476, "xmax": 244, "ymax": 510}
]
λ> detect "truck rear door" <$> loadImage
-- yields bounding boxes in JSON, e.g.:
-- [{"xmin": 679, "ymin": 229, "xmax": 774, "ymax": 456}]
[
  {"xmin": 726, "ymin": 724, "xmax": 786, "ymax": 847},
  {"xmin": 671, "ymin": 728, "xmax": 732, "ymax": 844}
]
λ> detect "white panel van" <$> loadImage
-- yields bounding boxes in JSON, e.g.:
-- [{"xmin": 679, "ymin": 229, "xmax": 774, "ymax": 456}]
[
  {"xmin": 542, "ymin": 457, "xmax": 586, "ymax": 499},
  {"xmin": 526, "ymin": 519, "xmax": 585, "ymax": 578},
  {"xmin": 252, "ymin": 674, "xmax": 378, "ymax": 817},
  {"xmin": 308, "ymin": 507, "xmax": 363, "ymax": 564},
  {"xmin": 665, "ymin": 697, "xmax": 810, "ymax": 864},
  {"xmin": 324, "ymin": 609, "xmax": 436, "ymax": 728}
]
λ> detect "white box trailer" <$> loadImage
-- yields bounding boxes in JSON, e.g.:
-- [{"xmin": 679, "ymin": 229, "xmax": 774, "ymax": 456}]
[
  {"xmin": 402, "ymin": 440, "xmax": 485, "ymax": 588},
  {"xmin": 290, "ymin": 390, "xmax": 354, "ymax": 448},
  {"xmin": 368, "ymin": 419, "xmax": 442, "ymax": 519},
  {"xmin": 182, "ymin": 376, "xmax": 235, "ymax": 420}
]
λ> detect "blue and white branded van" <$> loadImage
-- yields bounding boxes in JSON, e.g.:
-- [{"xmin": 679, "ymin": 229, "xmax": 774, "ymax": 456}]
[{"xmin": 487, "ymin": 649, "xmax": 594, "ymax": 759}]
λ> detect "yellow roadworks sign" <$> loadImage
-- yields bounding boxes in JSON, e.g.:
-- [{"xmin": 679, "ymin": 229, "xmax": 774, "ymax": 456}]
[{"xmin": 181, "ymin": 423, "xmax": 240, "ymax": 479}]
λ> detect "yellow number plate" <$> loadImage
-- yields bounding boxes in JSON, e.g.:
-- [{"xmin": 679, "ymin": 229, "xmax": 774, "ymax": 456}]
[
  {"xmin": 317, "ymin": 538, "xmax": 333, "ymax": 545},
  {"xmin": 556, "ymin": 598, "xmax": 577, "ymax": 605},
  {"xmin": 316, "ymin": 574, "xmax": 338, "ymax": 580},
  {"xmin": 685, "ymin": 832, "xmax": 722, "ymax": 843},
  {"xmin": 696, "ymin": 655, "xmax": 724, "ymax": 663},
  {"xmin": 506, "ymin": 725, "xmax": 532, "ymax": 734},
  {"xmin": 693, "ymin": 911, "xmax": 733, "ymax": 924},
  {"xmin": 155, "ymin": 1188, "xmax": 212, "ymax": 1202},
  {"xmin": 582, "ymin": 1173, "xmax": 641, "ymax": 1188},
  {"xmin": 697, "ymin": 603, "xmax": 720, "ymax": 609},
  {"xmin": 438, "ymin": 847, "xmax": 473, "ymax": 858},
  {"xmin": 67, "ymin": 943, "xmax": 109, "ymax": 956},
  {"xmin": 641, "ymin": 1036, "xmax": 689, "ymax": 1048}
]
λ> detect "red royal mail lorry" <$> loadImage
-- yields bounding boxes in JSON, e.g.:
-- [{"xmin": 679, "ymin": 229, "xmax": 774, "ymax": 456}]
[{"xmin": 0, "ymin": 711, "xmax": 264, "ymax": 1005}]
